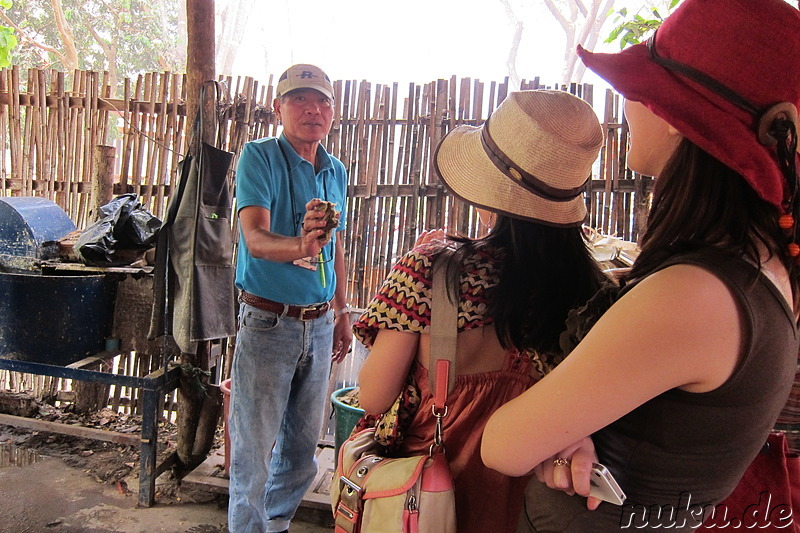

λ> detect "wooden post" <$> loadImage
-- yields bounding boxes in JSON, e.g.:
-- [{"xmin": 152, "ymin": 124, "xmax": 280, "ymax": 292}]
[
  {"xmin": 186, "ymin": 0, "xmax": 216, "ymax": 149},
  {"xmin": 77, "ymin": 144, "xmax": 114, "ymax": 410},
  {"xmin": 174, "ymin": 0, "xmax": 220, "ymax": 474},
  {"xmin": 88, "ymin": 144, "xmax": 116, "ymax": 221},
  {"xmin": 73, "ymin": 361, "xmax": 112, "ymax": 415}
]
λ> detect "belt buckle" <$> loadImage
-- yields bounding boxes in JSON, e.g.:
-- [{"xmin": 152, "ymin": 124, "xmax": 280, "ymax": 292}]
[{"xmin": 299, "ymin": 306, "xmax": 317, "ymax": 320}]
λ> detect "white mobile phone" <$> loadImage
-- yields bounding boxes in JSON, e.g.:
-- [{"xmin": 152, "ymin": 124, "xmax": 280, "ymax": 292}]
[{"xmin": 589, "ymin": 463, "xmax": 626, "ymax": 505}]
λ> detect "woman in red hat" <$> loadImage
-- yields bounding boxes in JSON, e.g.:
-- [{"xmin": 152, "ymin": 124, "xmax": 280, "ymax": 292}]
[{"xmin": 482, "ymin": 0, "xmax": 800, "ymax": 531}]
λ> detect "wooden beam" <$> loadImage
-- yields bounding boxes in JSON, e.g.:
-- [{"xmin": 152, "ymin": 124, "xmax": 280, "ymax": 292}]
[
  {"xmin": 0, "ymin": 92, "xmax": 187, "ymax": 118},
  {"xmin": 0, "ymin": 413, "xmax": 140, "ymax": 446}
]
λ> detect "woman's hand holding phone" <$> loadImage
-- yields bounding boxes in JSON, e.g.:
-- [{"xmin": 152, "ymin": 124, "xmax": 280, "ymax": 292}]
[
  {"xmin": 532, "ymin": 437, "xmax": 606, "ymax": 510},
  {"xmin": 589, "ymin": 463, "xmax": 626, "ymax": 505}
]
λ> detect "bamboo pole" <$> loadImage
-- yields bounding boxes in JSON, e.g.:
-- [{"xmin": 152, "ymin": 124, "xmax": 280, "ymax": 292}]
[
  {"xmin": 384, "ymin": 83, "xmax": 400, "ymax": 271},
  {"xmin": 141, "ymin": 73, "xmax": 158, "ymax": 209},
  {"xmin": 69, "ymin": 71, "xmax": 85, "ymax": 219},
  {"xmin": 339, "ymin": 80, "xmax": 355, "ymax": 182},
  {"xmin": 35, "ymin": 69, "xmax": 51, "ymax": 200},
  {"xmin": 98, "ymin": 71, "xmax": 111, "ymax": 149},
  {"xmin": 0, "ymin": 69, "xmax": 7, "ymax": 195},
  {"xmin": 21, "ymin": 69, "xmax": 34, "ymax": 195},
  {"xmin": 120, "ymin": 78, "xmax": 135, "ymax": 194},
  {"xmin": 329, "ymin": 79, "xmax": 342, "ymax": 157},
  {"xmin": 151, "ymin": 72, "xmax": 171, "ymax": 216},
  {"xmin": 53, "ymin": 72, "xmax": 67, "ymax": 207},
  {"xmin": 365, "ymin": 82, "xmax": 379, "ymax": 198},
  {"xmin": 170, "ymin": 73, "xmax": 188, "ymax": 209},
  {"xmin": 356, "ymin": 81, "xmax": 369, "ymax": 193},
  {"xmin": 155, "ymin": 72, "xmax": 181, "ymax": 219},
  {"xmin": 130, "ymin": 75, "xmax": 146, "ymax": 199},
  {"xmin": 3, "ymin": 67, "xmax": 17, "ymax": 194},
  {"xmin": 77, "ymin": 71, "xmax": 100, "ymax": 228}
]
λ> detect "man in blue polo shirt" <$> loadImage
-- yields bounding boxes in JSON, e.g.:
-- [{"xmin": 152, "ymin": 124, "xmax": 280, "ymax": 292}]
[{"xmin": 228, "ymin": 63, "xmax": 352, "ymax": 533}]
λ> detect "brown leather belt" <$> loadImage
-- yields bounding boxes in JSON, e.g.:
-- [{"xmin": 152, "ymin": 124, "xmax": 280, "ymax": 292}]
[{"xmin": 240, "ymin": 291, "xmax": 331, "ymax": 321}]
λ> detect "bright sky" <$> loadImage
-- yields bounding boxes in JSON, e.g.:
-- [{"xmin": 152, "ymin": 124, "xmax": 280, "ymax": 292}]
[{"xmin": 228, "ymin": 0, "xmax": 650, "ymax": 90}]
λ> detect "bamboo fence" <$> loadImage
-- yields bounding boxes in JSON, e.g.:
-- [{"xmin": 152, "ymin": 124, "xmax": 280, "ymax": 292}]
[
  {"xmin": 0, "ymin": 66, "xmax": 653, "ymax": 306},
  {"xmin": 0, "ymin": 66, "xmax": 654, "ymax": 415}
]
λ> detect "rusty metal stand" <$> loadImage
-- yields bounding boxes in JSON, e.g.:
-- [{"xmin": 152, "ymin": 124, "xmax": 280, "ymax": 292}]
[{"xmin": 0, "ymin": 355, "xmax": 181, "ymax": 507}]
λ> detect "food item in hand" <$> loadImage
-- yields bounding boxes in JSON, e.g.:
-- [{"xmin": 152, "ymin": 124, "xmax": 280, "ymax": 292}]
[{"xmin": 315, "ymin": 201, "xmax": 341, "ymax": 241}]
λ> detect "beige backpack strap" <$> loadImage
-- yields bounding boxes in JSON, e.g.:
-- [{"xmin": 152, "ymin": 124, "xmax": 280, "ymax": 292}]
[{"xmin": 429, "ymin": 247, "xmax": 458, "ymax": 413}]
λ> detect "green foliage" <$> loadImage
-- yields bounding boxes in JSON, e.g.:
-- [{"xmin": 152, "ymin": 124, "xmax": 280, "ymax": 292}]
[
  {"xmin": 8, "ymin": 0, "xmax": 184, "ymax": 77},
  {"xmin": 0, "ymin": 27, "xmax": 16, "ymax": 67},
  {"xmin": 605, "ymin": 0, "xmax": 681, "ymax": 49},
  {"xmin": 0, "ymin": 0, "xmax": 16, "ymax": 68}
]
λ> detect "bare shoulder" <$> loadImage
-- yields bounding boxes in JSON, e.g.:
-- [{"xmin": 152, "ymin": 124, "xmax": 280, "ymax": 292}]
[
  {"xmin": 623, "ymin": 263, "xmax": 737, "ymax": 308},
  {"xmin": 589, "ymin": 263, "xmax": 741, "ymax": 391},
  {"xmin": 610, "ymin": 263, "xmax": 741, "ymax": 350}
]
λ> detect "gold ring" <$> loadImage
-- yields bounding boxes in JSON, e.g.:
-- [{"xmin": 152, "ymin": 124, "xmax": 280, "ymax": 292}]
[{"xmin": 553, "ymin": 457, "xmax": 571, "ymax": 467}]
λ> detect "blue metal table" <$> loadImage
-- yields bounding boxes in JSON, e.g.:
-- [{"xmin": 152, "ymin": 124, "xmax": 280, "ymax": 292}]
[{"xmin": 0, "ymin": 354, "xmax": 181, "ymax": 507}]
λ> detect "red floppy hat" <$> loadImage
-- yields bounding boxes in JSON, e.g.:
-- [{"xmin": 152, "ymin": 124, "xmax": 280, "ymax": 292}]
[{"xmin": 578, "ymin": 0, "xmax": 800, "ymax": 209}]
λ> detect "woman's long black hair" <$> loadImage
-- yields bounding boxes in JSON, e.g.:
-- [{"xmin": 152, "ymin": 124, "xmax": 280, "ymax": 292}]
[
  {"xmin": 627, "ymin": 138, "xmax": 800, "ymax": 312},
  {"xmin": 442, "ymin": 215, "xmax": 607, "ymax": 355}
]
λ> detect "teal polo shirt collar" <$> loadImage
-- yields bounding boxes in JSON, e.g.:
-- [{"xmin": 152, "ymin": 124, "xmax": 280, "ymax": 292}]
[{"xmin": 277, "ymin": 134, "xmax": 334, "ymax": 174}]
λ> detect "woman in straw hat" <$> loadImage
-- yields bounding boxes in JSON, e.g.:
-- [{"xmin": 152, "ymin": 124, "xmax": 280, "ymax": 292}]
[
  {"xmin": 482, "ymin": 0, "xmax": 800, "ymax": 531},
  {"xmin": 351, "ymin": 90, "xmax": 609, "ymax": 532}
]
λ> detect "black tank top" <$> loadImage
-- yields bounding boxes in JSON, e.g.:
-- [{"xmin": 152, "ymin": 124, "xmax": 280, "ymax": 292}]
[{"xmin": 523, "ymin": 248, "xmax": 799, "ymax": 532}]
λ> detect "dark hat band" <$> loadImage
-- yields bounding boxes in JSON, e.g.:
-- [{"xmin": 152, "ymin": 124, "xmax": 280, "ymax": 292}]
[
  {"xmin": 480, "ymin": 118, "xmax": 587, "ymax": 202},
  {"xmin": 647, "ymin": 29, "xmax": 798, "ymax": 206},
  {"xmin": 647, "ymin": 30, "xmax": 761, "ymax": 117},
  {"xmin": 646, "ymin": 29, "xmax": 800, "ymax": 146}
]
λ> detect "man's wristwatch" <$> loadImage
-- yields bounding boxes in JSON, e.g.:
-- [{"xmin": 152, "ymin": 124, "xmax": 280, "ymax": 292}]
[{"xmin": 334, "ymin": 306, "xmax": 352, "ymax": 320}]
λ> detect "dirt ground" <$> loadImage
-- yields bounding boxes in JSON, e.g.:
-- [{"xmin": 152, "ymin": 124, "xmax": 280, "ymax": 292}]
[{"xmin": 0, "ymin": 405, "xmax": 333, "ymax": 533}]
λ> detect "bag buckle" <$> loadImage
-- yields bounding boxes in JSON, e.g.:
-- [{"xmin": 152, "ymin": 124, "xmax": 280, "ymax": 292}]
[
  {"xmin": 340, "ymin": 475, "xmax": 363, "ymax": 494},
  {"xmin": 336, "ymin": 503, "xmax": 355, "ymax": 519},
  {"xmin": 430, "ymin": 404, "xmax": 448, "ymax": 453}
]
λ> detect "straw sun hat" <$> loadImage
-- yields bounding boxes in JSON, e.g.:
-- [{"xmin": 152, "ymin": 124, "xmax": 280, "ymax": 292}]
[
  {"xmin": 578, "ymin": 0, "xmax": 800, "ymax": 209},
  {"xmin": 433, "ymin": 90, "xmax": 603, "ymax": 227}
]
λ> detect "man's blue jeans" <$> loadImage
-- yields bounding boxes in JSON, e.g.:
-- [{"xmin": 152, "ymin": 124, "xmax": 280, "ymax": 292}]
[{"xmin": 227, "ymin": 302, "xmax": 334, "ymax": 533}]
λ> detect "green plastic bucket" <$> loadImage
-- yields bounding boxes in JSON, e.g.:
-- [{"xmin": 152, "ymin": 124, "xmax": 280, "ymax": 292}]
[{"xmin": 331, "ymin": 387, "xmax": 365, "ymax": 465}]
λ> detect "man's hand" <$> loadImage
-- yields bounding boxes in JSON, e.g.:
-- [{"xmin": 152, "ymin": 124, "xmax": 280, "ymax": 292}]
[
  {"xmin": 299, "ymin": 198, "xmax": 332, "ymax": 257},
  {"xmin": 532, "ymin": 436, "xmax": 603, "ymax": 510},
  {"xmin": 331, "ymin": 311, "xmax": 353, "ymax": 363}
]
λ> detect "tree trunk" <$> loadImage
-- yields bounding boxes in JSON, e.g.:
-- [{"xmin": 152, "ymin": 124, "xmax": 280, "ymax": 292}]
[
  {"xmin": 174, "ymin": 0, "xmax": 218, "ymax": 475},
  {"xmin": 539, "ymin": 0, "xmax": 619, "ymax": 84},
  {"xmin": 499, "ymin": 0, "xmax": 523, "ymax": 88},
  {"xmin": 186, "ymin": 0, "xmax": 216, "ymax": 150},
  {"xmin": 191, "ymin": 383, "xmax": 222, "ymax": 458},
  {"xmin": 50, "ymin": 0, "xmax": 79, "ymax": 70},
  {"xmin": 215, "ymin": 0, "xmax": 256, "ymax": 76}
]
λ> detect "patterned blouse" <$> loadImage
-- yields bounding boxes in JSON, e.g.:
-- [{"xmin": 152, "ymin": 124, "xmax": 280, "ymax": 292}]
[
  {"xmin": 354, "ymin": 241, "xmax": 558, "ymax": 379},
  {"xmin": 353, "ymin": 242, "xmax": 503, "ymax": 348}
]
